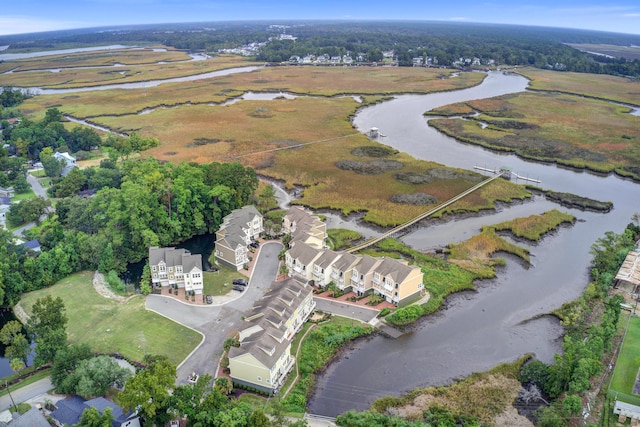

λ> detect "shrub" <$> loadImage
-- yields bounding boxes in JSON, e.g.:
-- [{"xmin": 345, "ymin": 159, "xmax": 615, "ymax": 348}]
[
  {"xmin": 378, "ymin": 308, "xmax": 391, "ymax": 318},
  {"xmin": 386, "ymin": 305, "xmax": 425, "ymax": 326},
  {"xmin": 106, "ymin": 270, "xmax": 125, "ymax": 294}
]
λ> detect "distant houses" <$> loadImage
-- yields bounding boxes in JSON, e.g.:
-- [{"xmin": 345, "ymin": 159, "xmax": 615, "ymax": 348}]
[
  {"xmin": 0, "ymin": 186, "xmax": 15, "ymax": 198},
  {"xmin": 228, "ymin": 277, "xmax": 315, "ymax": 394},
  {"xmin": 148, "ymin": 246, "xmax": 204, "ymax": 295},
  {"xmin": 53, "ymin": 151, "xmax": 77, "ymax": 177},
  {"xmin": 282, "ymin": 205, "xmax": 424, "ymax": 306},
  {"xmin": 214, "ymin": 205, "xmax": 263, "ymax": 270},
  {"xmin": 0, "ymin": 195, "xmax": 10, "ymax": 230}
]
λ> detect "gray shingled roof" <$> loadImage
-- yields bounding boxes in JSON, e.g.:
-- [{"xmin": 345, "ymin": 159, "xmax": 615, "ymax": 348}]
[
  {"xmin": 230, "ymin": 278, "xmax": 311, "ymax": 369},
  {"xmin": 288, "ymin": 242, "xmax": 322, "ymax": 265},
  {"xmin": 314, "ymin": 250, "xmax": 341, "ymax": 270},
  {"xmin": 182, "ymin": 253, "xmax": 202, "ymax": 273},
  {"xmin": 226, "ymin": 205, "xmax": 261, "ymax": 227},
  {"xmin": 352, "ymin": 255, "xmax": 381, "ymax": 276},
  {"xmin": 332, "ymin": 252, "xmax": 359, "ymax": 272},
  {"xmin": 5, "ymin": 407, "xmax": 50, "ymax": 427},
  {"xmin": 376, "ymin": 257, "xmax": 416, "ymax": 284}
]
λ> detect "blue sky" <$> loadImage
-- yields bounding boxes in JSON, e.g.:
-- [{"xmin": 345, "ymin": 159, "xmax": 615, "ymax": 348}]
[{"xmin": 2, "ymin": 0, "xmax": 640, "ymax": 36}]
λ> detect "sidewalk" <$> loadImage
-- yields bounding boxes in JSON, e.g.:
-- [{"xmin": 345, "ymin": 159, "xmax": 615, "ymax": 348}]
[{"xmin": 313, "ymin": 289, "xmax": 396, "ymax": 310}]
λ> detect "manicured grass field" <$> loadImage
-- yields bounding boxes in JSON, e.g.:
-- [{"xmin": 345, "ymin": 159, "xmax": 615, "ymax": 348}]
[
  {"xmin": 18, "ymin": 271, "xmax": 201, "ymax": 366},
  {"xmin": 610, "ymin": 315, "xmax": 640, "ymax": 398},
  {"xmin": 202, "ymin": 267, "xmax": 247, "ymax": 296}
]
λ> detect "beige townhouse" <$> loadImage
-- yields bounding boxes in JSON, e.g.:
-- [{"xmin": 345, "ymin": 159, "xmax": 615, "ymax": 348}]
[
  {"xmin": 229, "ymin": 278, "xmax": 315, "ymax": 394},
  {"xmin": 148, "ymin": 246, "xmax": 204, "ymax": 294},
  {"xmin": 214, "ymin": 205, "xmax": 263, "ymax": 270},
  {"xmin": 372, "ymin": 257, "xmax": 424, "ymax": 305},
  {"xmin": 349, "ymin": 255, "xmax": 382, "ymax": 297},
  {"xmin": 282, "ymin": 206, "xmax": 326, "ymax": 249},
  {"xmin": 285, "ymin": 241, "xmax": 323, "ymax": 281}
]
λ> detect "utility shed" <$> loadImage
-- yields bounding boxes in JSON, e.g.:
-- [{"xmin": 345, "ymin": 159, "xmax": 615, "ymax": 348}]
[
  {"xmin": 613, "ymin": 400, "xmax": 640, "ymax": 424},
  {"xmin": 615, "ymin": 251, "xmax": 640, "ymax": 293}
]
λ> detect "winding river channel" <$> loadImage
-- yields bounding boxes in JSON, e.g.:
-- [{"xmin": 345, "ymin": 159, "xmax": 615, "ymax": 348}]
[
  {"xmin": 5, "ymin": 54, "xmax": 639, "ymax": 415},
  {"xmin": 307, "ymin": 71, "xmax": 640, "ymax": 416}
]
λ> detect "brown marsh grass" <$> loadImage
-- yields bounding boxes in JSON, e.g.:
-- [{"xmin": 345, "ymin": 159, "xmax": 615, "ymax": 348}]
[
  {"xmin": 429, "ymin": 91, "xmax": 640, "ymax": 176},
  {"xmin": 0, "ymin": 54, "xmax": 252, "ymax": 88},
  {"xmin": 17, "ymin": 66, "xmax": 483, "ymax": 118},
  {"xmin": 516, "ymin": 67, "xmax": 640, "ymax": 106},
  {"xmin": 492, "ymin": 209, "xmax": 575, "ymax": 241}
]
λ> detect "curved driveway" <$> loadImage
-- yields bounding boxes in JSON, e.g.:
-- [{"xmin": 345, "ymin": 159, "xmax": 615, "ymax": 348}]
[{"xmin": 145, "ymin": 241, "xmax": 283, "ymax": 384}]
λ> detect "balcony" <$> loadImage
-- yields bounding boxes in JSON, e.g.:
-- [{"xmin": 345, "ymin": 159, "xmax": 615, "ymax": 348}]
[
  {"xmin": 373, "ymin": 276, "xmax": 381, "ymax": 285},
  {"xmin": 384, "ymin": 284, "xmax": 394, "ymax": 292}
]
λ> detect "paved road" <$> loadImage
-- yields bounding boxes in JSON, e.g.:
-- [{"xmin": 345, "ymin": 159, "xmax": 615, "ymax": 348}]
[
  {"xmin": 0, "ymin": 377, "xmax": 53, "ymax": 412},
  {"xmin": 145, "ymin": 241, "xmax": 283, "ymax": 384},
  {"xmin": 12, "ymin": 174, "xmax": 51, "ymax": 238},
  {"xmin": 313, "ymin": 298, "xmax": 379, "ymax": 323},
  {"xmin": 27, "ymin": 173, "xmax": 49, "ymax": 199}
]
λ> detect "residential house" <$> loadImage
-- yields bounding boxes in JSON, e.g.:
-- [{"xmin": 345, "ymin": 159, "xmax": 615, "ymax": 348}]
[
  {"xmin": 0, "ymin": 196, "xmax": 10, "ymax": 230},
  {"xmin": 215, "ymin": 205, "xmax": 263, "ymax": 270},
  {"xmin": 50, "ymin": 396, "xmax": 140, "ymax": 427},
  {"xmin": 285, "ymin": 242, "xmax": 322, "ymax": 281},
  {"xmin": 53, "ymin": 152, "xmax": 77, "ymax": 177},
  {"xmin": 372, "ymin": 257, "xmax": 424, "ymax": 305},
  {"xmin": 349, "ymin": 255, "xmax": 382, "ymax": 296},
  {"xmin": 329, "ymin": 252, "xmax": 359, "ymax": 292},
  {"xmin": 282, "ymin": 206, "xmax": 326, "ymax": 249},
  {"xmin": 229, "ymin": 278, "xmax": 315, "ymax": 394},
  {"xmin": 22, "ymin": 239, "xmax": 41, "ymax": 252},
  {"xmin": 0, "ymin": 187, "xmax": 14, "ymax": 198},
  {"xmin": 148, "ymin": 246, "xmax": 204, "ymax": 294},
  {"xmin": 614, "ymin": 251, "xmax": 640, "ymax": 294},
  {"xmin": 1, "ymin": 407, "xmax": 50, "ymax": 427}
]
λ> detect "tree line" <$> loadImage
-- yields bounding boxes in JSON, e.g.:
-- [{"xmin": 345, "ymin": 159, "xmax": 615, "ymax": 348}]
[
  {"xmin": 0, "ymin": 158, "xmax": 258, "ymax": 307},
  {"xmin": 2, "ymin": 22, "xmax": 639, "ymax": 77}
]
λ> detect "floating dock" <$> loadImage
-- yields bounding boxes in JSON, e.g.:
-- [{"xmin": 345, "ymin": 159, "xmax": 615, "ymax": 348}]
[{"xmin": 473, "ymin": 165, "xmax": 541, "ymax": 184}]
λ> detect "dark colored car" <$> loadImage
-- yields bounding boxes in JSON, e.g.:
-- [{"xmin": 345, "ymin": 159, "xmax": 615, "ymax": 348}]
[
  {"xmin": 205, "ymin": 295, "xmax": 213, "ymax": 304},
  {"xmin": 233, "ymin": 279, "xmax": 248, "ymax": 286},
  {"xmin": 249, "ymin": 241, "xmax": 260, "ymax": 248},
  {"xmin": 232, "ymin": 285, "xmax": 245, "ymax": 292}
]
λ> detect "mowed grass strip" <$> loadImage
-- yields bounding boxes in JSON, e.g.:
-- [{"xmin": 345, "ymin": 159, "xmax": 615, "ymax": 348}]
[
  {"xmin": 610, "ymin": 315, "xmax": 640, "ymax": 396},
  {"xmin": 428, "ymin": 91, "xmax": 640, "ymax": 175},
  {"xmin": 492, "ymin": 209, "xmax": 575, "ymax": 241},
  {"xmin": 18, "ymin": 66, "xmax": 483, "ymax": 118},
  {"xmin": 18, "ymin": 271, "xmax": 201, "ymax": 366},
  {"xmin": 516, "ymin": 67, "xmax": 640, "ymax": 106}
]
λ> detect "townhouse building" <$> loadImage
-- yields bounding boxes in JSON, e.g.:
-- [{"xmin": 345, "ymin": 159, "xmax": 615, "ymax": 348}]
[
  {"xmin": 148, "ymin": 246, "xmax": 204, "ymax": 294},
  {"xmin": 285, "ymin": 241, "xmax": 322, "ymax": 282},
  {"xmin": 229, "ymin": 278, "xmax": 315, "ymax": 394},
  {"xmin": 282, "ymin": 206, "xmax": 326, "ymax": 249},
  {"xmin": 214, "ymin": 205, "xmax": 263, "ymax": 270}
]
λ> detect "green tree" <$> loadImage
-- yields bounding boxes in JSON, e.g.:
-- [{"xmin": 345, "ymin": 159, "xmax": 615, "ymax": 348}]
[
  {"xmin": 7, "ymin": 196, "xmax": 50, "ymax": 226},
  {"xmin": 52, "ymin": 343, "xmax": 93, "ymax": 394},
  {"xmin": 117, "ymin": 355, "xmax": 176, "ymax": 427},
  {"xmin": 258, "ymin": 184, "xmax": 277, "ymax": 213},
  {"xmin": 28, "ymin": 295, "xmax": 68, "ymax": 366},
  {"xmin": 74, "ymin": 355, "xmax": 132, "ymax": 398},
  {"xmin": 74, "ymin": 406, "xmax": 113, "ymax": 427},
  {"xmin": 0, "ymin": 320, "xmax": 30, "ymax": 366}
]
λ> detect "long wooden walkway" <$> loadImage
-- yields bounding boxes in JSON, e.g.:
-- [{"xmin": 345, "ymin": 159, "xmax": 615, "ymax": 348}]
[{"xmin": 346, "ymin": 172, "xmax": 506, "ymax": 253}]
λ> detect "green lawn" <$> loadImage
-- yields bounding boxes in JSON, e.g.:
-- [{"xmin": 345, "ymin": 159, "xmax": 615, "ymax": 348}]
[
  {"xmin": 202, "ymin": 266, "xmax": 247, "ymax": 296},
  {"xmin": 18, "ymin": 271, "xmax": 202, "ymax": 366},
  {"xmin": 610, "ymin": 315, "xmax": 640, "ymax": 399},
  {"xmin": 37, "ymin": 177, "xmax": 52, "ymax": 189},
  {"xmin": 10, "ymin": 189, "xmax": 35, "ymax": 202},
  {"xmin": 29, "ymin": 169, "xmax": 46, "ymax": 178}
]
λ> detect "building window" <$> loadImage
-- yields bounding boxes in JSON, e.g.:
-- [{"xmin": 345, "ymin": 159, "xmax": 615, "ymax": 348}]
[
  {"xmin": 266, "ymin": 378, "xmax": 271, "ymax": 384},
  {"xmin": 257, "ymin": 376, "xmax": 262, "ymax": 382},
  {"xmin": 395, "ymin": 283, "xmax": 399, "ymax": 289},
  {"xmin": 151, "ymin": 266, "xmax": 157, "ymax": 272}
]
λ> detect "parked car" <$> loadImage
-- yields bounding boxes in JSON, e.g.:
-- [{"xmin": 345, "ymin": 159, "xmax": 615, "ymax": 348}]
[
  {"xmin": 232, "ymin": 285, "xmax": 245, "ymax": 292},
  {"xmin": 249, "ymin": 241, "xmax": 260, "ymax": 248},
  {"xmin": 205, "ymin": 295, "xmax": 213, "ymax": 304},
  {"xmin": 233, "ymin": 279, "xmax": 248, "ymax": 286}
]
